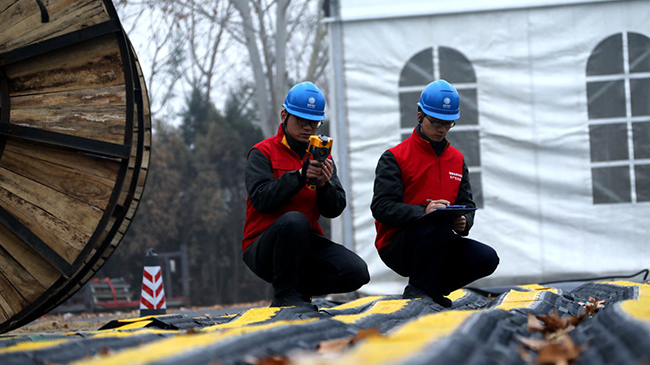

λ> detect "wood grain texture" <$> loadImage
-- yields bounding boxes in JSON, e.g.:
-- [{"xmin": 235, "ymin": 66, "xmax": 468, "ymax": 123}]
[
  {"xmin": 0, "ymin": 0, "xmax": 152, "ymax": 333},
  {"xmin": 11, "ymin": 85, "xmax": 127, "ymax": 108},
  {"xmin": 0, "ymin": 223, "xmax": 60, "ymax": 286},
  {"xmin": 9, "ymin": 86, "xmax": 127, "ymax": 144},
  {"xmin": 0, "ymin": 187, "xmax": 85, "ymax": 264},
  {"xmin": 0, "ymin": 296, "xmax": 9, "ymax": 321},
  {"xmin": 0, "ymin": 149, "xmax": 116, "ymax": 209},
  {"xmin": 0, "ymin": 167, "xmax": 103, "ymax": 238},
  {"xmin": 5, "ymin": 34, "xmax": 125, "ymax": 96},
  {"xmin": 0, "ymin": 243, "xmax": 46, "ymax": 302},
  {"xmin": 0, "ymin": 0, "xmax": 110, "ymax": 53},
  {"xmin": 0, "ymin": 271, "xmax": 24, "ymax": 320},
  {"xmin": 3, "ymin": 139, "xmax": 121, "ymax": 180}
]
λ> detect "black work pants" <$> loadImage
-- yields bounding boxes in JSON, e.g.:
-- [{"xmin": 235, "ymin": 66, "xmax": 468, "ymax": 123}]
[
  {"xmin": 379, "ymin": 221, "xmax": 499, "ymax": 298},
  {"xmin": 243, "ymin": 211, "xmax": 369, "ymax": 298}
]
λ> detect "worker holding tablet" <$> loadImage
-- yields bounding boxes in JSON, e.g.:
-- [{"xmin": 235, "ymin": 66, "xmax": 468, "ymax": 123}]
[{"xmin": 371, "ymin": 80, "xmax": 499, "ymax": 307}]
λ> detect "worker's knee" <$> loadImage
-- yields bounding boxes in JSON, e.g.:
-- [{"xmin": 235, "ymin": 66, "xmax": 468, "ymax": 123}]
[
  {"xmin": 479, "ymin": 247, "xmax": 500, "ymax": 276},
  {"xmin": 340, "ymin": 255, "xmax": 371, "ymax": 292},
  {"xmin": 271, "ymin": 212, "xmax": 311, "ymax": 252},
  {"xmin": 276, "ymin": 211, "xmax": 311, "ymax": 234}
]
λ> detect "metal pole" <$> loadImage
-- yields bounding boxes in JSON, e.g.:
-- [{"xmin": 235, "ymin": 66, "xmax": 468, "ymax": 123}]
[
  {"xmin": 180, "ymin": 243, "xmax": 190, "ymax": 303},
  {"xmin": 327, "ymin": 0, "xmax": 354, "ymax": 251},
  {"xmin": 163, "ymin": 257, "xmax": 173, "ymax": 298}
]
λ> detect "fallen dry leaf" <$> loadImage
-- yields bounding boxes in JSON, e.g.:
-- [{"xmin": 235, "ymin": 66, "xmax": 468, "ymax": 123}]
[
  {"xmin": 528, "ymin": 313, "xmax": 545, "ymax": 333},
  {"xmin": 317, "ymin": 337, "xmax": 355, "ymax": 355},
  {"xmin": 536, "ymin": 336, "xmax": 584, "ymax": 365},
  {"xmin": 537, "ymin": 310, "xmax": 571, "ymax": 333},
  {"xmin": 578, "ymin": 297, "xmax": 606, "ymax": 317},
  {"xmin": 255, "ymin": 355, "xmax": 292, "ymax": 365},
  {"xmin": 518, "ymin": 347, "xmax": 533, "ymax": 362},
  {"xmin": 516, "ymin": 335, "xmax": 548, "ymax": 351},
  {"xmin": 527, "ymin": 310, "xmax": 582, "ymax": 340},
  {"xmin": 184, "ymin": 327, "xmax": 201, "ymax": 334},
  {"xmin": 567, "ymin": 314, "xmax": 583, "ymax": 327},
  {"xmin": 315, "ymin": 328, "xmax": 382, "ymax": 357},
  {"xmin": 544, "ymin": 326, "xmax": 575, "ymax": 342},
  {"xmin": 356, "ymin": 327, "xmax": 381, "ymax": 341}
]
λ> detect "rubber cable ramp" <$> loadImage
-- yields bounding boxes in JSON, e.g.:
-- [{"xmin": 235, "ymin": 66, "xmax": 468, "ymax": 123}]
[
  {"xmin": 568, "ymin": 304, "xmax": 650, "ymax": 364},
  {"xmin": 0, "ymin": 333, "xmax": 71, "ymax": 349},
  {"xmin": 149, "ymin": 318, "xmax": 356, "ymax": 365},
  {"xmin": 402, "ymin": 309, "xmax": 528, "ymax": 365},
  {"xmin": 0, "ymin": 332, "xmax": 171, "ymax": 365},
  {"xmin": 570, "ymin": 281, "xmax": 639, "ymax": 303},
  {"xmin": 99, "ymin": 314, "xmax": 216, "ymax": 331},
  {"xmin": 1, "ymin": 280, "xmax": 649, "ymax": 364}
]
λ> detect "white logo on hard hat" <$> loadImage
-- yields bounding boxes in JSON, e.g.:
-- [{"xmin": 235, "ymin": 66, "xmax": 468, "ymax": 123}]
[
  {"xmin": 307, "ymin": 96, "xmax": 316, "ymax": 109},
  {"xmin": 443, "ymin": 97, "xmax": 451, "ymax": 109}
]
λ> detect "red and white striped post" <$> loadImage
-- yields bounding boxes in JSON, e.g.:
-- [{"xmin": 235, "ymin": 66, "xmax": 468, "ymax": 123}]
[{"xmin": 139, "ymin": 249, "xmax": 166, "ymax": 316}]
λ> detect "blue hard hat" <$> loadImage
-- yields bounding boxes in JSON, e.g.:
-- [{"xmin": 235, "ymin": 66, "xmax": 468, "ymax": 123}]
[
  {"xmin": 417, "ymin": 80, "xmax": 460, "ymax": 121},
  {"xmin": 283, "ymin": 82, "xmax": 326, "ymax": 121}
]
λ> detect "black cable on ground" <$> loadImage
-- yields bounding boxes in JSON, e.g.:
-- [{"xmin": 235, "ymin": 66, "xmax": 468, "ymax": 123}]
[{"xmin": 539, "ymin": 268, "xmax": 649, "ymax": 285}]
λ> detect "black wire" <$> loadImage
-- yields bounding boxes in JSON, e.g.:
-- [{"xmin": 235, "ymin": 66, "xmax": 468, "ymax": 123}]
[
  {"xmin": 539, "ymin": 268, "xmax": 649, "ymax": 285},
  {"xmin": 35, "ymin": 0, "xmax": 49, "ymax": 23}
]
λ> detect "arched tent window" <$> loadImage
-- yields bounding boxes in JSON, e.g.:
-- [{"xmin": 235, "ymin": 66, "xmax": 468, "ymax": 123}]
[
  {"xmin": 587, "ymin": 32, "xmax": 650, "ymax": 204},
  {"xmin": 398, "ymin": 46, "xmax": 482, "ymax": 207}
]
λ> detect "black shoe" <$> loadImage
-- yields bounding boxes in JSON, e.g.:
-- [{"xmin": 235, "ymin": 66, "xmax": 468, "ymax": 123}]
[
  {"xmin": 402, "ymin": 284, "xmax": 429, "ymax": 299},
  {"xmin": 430, "ymin": 294, "xmax": 453, "ymax": 308},
  {"xmin": 301, "ymin": 294, "xmax": 313, "ymax": 303},
  {"xmin": 270, "ymin": 291, "xmax": 314, "ymax": 308},
  {"xmin": 402, "ymin": 285, "xmax": 452, "ymax": 308}
]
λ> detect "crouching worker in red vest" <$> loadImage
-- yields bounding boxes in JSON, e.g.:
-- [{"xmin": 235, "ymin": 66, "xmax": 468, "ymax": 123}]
[
  {"xmin": 372, "ymin": 80, "xmax": 499, "ymax": 308},
  {"xmin": 242, "ymin": 82, "xmax": 369, "ymax": 309}
]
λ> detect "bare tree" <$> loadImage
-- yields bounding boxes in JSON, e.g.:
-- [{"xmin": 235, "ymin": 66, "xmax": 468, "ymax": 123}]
[
  {"xmin": 173, "ymin": 0, "xmax": 236, "ymax": 100},
  {"xmin": 116, "ymin": 1, "xmax": 183, "ymax": 119},
  {"xmin": 111, "ymin": 0, "xmax": 329, "ymax": 306},
  {"xmin": 116, "ymin": 0, "xmax": 327, "ymax": 134},
  {"xmin": 229, "ymin": 0, "xmax": 329, "ymax": 137},
  {"xmin": 116, "ymin": 0, "xmax": 237, "ymax": 124}
]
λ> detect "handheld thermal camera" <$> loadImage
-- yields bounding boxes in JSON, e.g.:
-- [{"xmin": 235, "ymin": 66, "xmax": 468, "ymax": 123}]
[{"xmin": 306, "ymin": 135, "xmax": 334, "ymax": 190}]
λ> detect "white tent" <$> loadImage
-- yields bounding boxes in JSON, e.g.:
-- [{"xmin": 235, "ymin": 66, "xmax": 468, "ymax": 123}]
[{"xmin": 325, "ymin": 0, "xmax": 650, "ymax": 295}]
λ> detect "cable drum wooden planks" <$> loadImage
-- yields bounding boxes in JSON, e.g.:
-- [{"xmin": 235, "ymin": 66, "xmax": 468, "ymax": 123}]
[{"xmin": 0, "ymin": 0, "xmax": 151, "ymax": 333}]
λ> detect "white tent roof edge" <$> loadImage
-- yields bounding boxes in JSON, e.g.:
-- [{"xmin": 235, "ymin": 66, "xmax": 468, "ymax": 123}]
[{"xmin": 325, "ymin": 0, "xmax": 626, "ymax": 23}]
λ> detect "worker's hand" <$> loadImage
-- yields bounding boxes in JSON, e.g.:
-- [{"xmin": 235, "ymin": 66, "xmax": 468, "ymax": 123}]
[
  {"xmin": 316, "ymin": 158, "xmax": 334, "ymax": 187},
  {"xmin": 453, "ymin": 215, "xmax": 467, "ymax": 233},
  {"xmin": 302, "ymin": 159, "xmax": 333, "ymax": 187},
  {"xmin": 424, "ymin": 199, "xmax": 450, "ymax": 214}
]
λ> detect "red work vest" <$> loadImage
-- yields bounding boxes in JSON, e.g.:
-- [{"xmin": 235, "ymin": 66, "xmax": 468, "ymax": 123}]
[
  {"xmin": 241, "ymin": 126, "xmax": 324, "ymax": 252},
  {"xmin": 374, "ymin": 129, "xmax": 464, "ymax": 250}
]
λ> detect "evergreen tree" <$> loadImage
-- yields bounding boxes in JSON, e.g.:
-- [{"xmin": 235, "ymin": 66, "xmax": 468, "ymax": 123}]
[
  {"xmin": 180, "ymin": 86, "xmax": 218, "ymax": 148},
  {"xmin": 101, "ymin": 88, "xmax": 268, "ymax": 306}
]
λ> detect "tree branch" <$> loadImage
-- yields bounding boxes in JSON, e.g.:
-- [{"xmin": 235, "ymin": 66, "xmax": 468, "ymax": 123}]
[{"xmin": 232, "ymin": 0, "xmax": 273, "ymax": 137}]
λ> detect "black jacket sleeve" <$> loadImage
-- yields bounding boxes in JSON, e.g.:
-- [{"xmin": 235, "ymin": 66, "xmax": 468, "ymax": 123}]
[
  {"xmin": 316, "ymin": 162, "xmax": 346, "ymax": 218},
  {"xmin": 246, "ymin": 148, "xmax": 346, "ymax": 218},
  {"xmin": 246, "ymin": 148, "xmax": 303, "ymax": 213},
  {"xmin": 454, "ymin": 160, "xmax": 476, "ymax": 236},
  {"xmin": 371, "ymin": 151, "xmax": 424, "ymax": 226},
  {"xmin": 371, "ymin": 151, "xmax": 477, "ymax": 236}
]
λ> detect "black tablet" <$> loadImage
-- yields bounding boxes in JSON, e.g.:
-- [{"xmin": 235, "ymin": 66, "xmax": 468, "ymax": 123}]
[{"xmin": 416, "ymin": 205, "xmax": 477, "ymax": 222}]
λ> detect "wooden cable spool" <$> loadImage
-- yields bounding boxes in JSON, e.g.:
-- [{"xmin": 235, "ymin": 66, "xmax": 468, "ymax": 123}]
[{"xmin": 0, "ymin": 0, "xmax": 151, "ymax": 333}]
